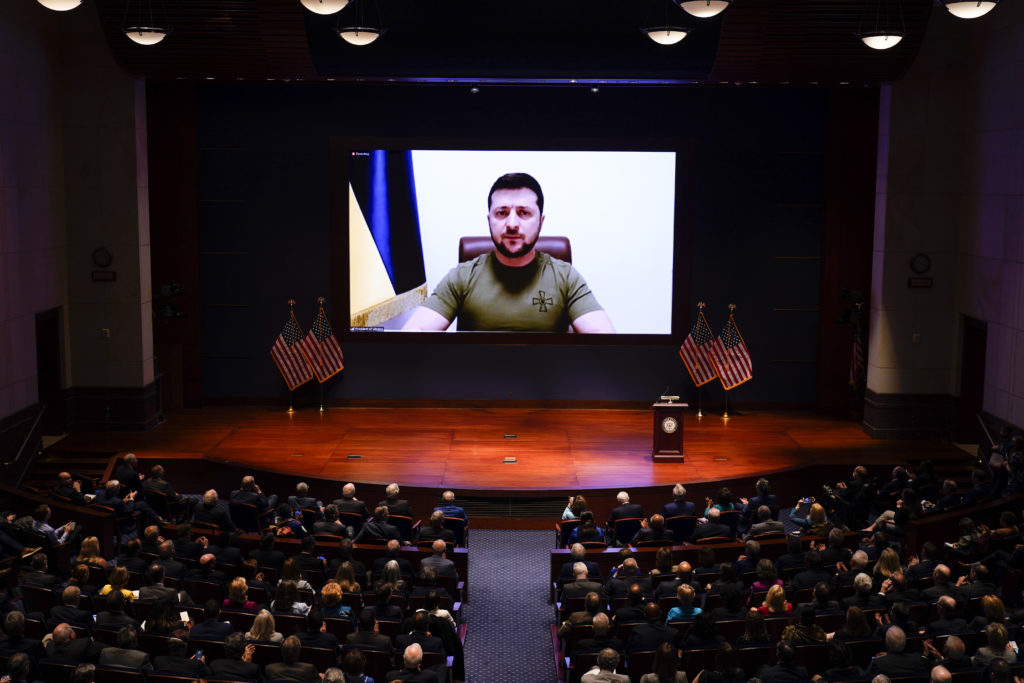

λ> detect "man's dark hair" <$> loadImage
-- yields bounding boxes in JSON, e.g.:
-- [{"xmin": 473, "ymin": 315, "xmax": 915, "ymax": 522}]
[
  {"xmin": 800, "ymin": 605, "xmax": 816, "ymax": 626},
  {"xmin": 31, "ymin": 553, "xmax": 47, "ymax": 571},
  {"xmin": 645, "ymin": 602, "xmax": 662, "ymax": 623},
  {"xmin": 324, "ymin": 504, "xmax": 339, "ymax": 522},
  {"xmin": 149, "ymin": 563, "xmax": 165, "ymax": 583},
  {"xmin": 224, "ymin": 631, "xmax": 247, "ymax": 658},
  {"xmin": 259, "ymin": 533, "xmax": 276, "ymax": 550},
  {"xmin": 4, "ymin": 611, "xmax": 25, "ymax": 638},
  {"xmin": 597, "ymin": 648, "xmax": 620, "ymax": 672},
  {"xmin": 301, "ymin": 535, "xmax": 316, "ymax": 552},
  {"xmin": 357, "ymin": 608, "xmax": 375, "ymax": 631},
  {"xmin": 411, "ymin": 611, "xmax": 430, "ymax": 633},
  {"xmin": 306, "ymin": 607, "xmax": 324, "ymax": 632},
  {"xmin": 488, "ymin": 172, "xmax": 544, "ymax": 213},
  {"xmin": 804, "ymin": 550, "xmax": 822, "ymax": 568},
  {"xmin": 177, "ymin": 524, "xmax": 192, "ymax": 540},
  {"xmin": 627, "ymin": 582, "xmax": 644, "ymax": 605},
  {"xmin": 105, "ymin": 590, "xmax": 125, "ymax": 612},
  {"xmin": 7, "ymin": 653, "xmax": 30, "ymax": 680},
  {"xmin": 122, "ymin": 538, "xmax": 141, "ymax": 556},
  {"xmin": 203, "ymin": 599, "xmax": 220, "ymax": 621},
  {"xmin": 117, "ymin": 625, "xmax": 138, "ymax": 649},
  {"xmin": 777, "ymin": 640, "xmax": 795, "ymax": 663},
  {"xmin": 281, "ymin": 634, "xmax": 301, "ymax": 663},
  {"xmin": 342, "ymin": 649, "xmax": 366, "ymax": 675},
  {"xmin": 167, "ymin": 635, "xmax": 188, "ymax": 656},
  {"xmin": 989, "ymin": 658, "xmax": 1011, "ymax": 683},
  {"xmin": 786, "ymin": 535, "xmax": 802, "ymax": 554}
]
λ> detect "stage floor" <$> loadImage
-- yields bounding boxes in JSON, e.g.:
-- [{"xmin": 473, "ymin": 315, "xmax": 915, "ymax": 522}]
[{"xmin": 51, "ymin": 405, "xmax": 963, "ymax": 491}]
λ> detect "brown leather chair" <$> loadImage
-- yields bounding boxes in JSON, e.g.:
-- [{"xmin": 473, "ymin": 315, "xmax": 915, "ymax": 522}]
[{"xmin": 459, "ymin": 235, "xmax": 572, "ymax": 263}]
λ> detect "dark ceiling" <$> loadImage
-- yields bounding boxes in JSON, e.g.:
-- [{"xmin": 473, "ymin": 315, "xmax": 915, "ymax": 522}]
[{"xmin": 93, "ymin": 0, "xmax": 935, "ymax": 85}]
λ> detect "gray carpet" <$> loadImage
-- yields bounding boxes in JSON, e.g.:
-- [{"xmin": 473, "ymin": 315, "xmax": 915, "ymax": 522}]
[{"xmin": 462, "ymin": 529, "xmax": 557, "ymax": 682}]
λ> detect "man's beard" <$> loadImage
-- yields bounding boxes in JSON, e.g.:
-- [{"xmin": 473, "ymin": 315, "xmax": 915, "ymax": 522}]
[{"xmin": 492, "ymin": 233, "xmax": 538, "ymax": 260}]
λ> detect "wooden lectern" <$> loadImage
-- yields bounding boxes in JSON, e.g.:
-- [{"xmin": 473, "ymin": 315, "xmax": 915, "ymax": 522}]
[{"xmin": 652, "ymin": 401, "xmax": 687, "ymax": 462}]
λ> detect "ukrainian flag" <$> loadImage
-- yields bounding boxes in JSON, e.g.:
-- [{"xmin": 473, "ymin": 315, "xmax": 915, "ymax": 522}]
[{"xmin": 348, "ymin": 150, "xmax": 427, "ymax": 328}]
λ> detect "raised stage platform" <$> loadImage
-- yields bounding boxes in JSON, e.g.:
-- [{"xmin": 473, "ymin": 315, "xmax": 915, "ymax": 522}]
[{"xmin": 48, "ymin": 405, "xmax": 972, "ymax": 519}]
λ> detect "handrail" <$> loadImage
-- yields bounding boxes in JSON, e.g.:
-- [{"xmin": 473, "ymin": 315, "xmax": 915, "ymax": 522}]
[
  {"xmin": 977, "ymin": 412, "xmax": 995, "ymax": 448},
  {"xmin": 3, "ymin": 403, "xmax": 46, "ymax": 489}
]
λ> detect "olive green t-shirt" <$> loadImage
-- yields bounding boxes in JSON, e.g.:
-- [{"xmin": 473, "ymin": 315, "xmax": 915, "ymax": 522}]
[{"xmin": 422, "ymin": 250, "xmax": 603, "ymax": 332}]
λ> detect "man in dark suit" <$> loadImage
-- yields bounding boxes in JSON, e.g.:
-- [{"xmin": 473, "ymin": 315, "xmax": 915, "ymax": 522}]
[
  {"xmin": 744, "ymin": 506, "xmax": 785, "ymax": 539},
  {"xmin": 740, "ymin": 477, "xmax": 778, "ymax": 526},
  {"xmin": 880, "ymin": 572, "xmax": 920, "ymax": 605},
  {"xmin": 44, "ymin": 622, "xmax": 106, "ymax": 663},
  {"xmin": 865, "ymin": 626, "xmax": 930, "ymax": 677},
  {"xmin": 142, "ymin": 464, "xmax": 192, "ymax": 517},
  {"xmin": 332, "ymin": 482, "xmax": 370, "ymax": 521},
  {"xmin": 231, "ymin": 475, "xmax": 278, "ymax": 512},
  {"xmin": 264, "ymin": 635, "xmax": 319, "ymax": 682},
  {"xmin": 960, "ymin": 469, "xmax": 993, "ymax": 506},
  {"xmin": 97, "ymin": 626, "xmax": 153, "ymax": 671},
  {"xmin": 193, "ymin": 489, "xmax": 236, "ymax": 532},
  {"xmin": 294, "ymin": 608, "xmax": 339, "ymax": 653},
  {"xmin": 95, "ymin": 592, "xmax": 140, "ymax": 630},
  {"xmin": 558, "ymin": 543, "xmax": 602, "ymax": 584},
  {"xmin": 558, "ymin": 592, "xmax": 605, "ymax": 639},
  {"xmin": 690, "ymin": 507, "xmax": 734, "ymax": 542},
  {"xmin": 395, "ymin": 612, "xmax": 444, "ymax": 657},
  {"xmin": 209, "ymin": 632, "xmax": 260, "ymax": 680},
  {"xmin": 924, "ymin": 596, "xmax": 970, "ymax": 636},
  {"xmin": 775, "ymin": 535, "xmax": 807, "ymax": 574},
  {"xmin": 327, "ymin": 537, "xmax": 367, "ymax": 579},
  {"xmin": 841, "ymin": 572, "xmax": 886, "ymax": 609},
  {"xmin": 420, "ymin": 539, "xmax": 458, "ymax": 579},
  {"xmin": 345, "ymin": 608, "xmax": 395, "ymax": 656},
  {"xmin": 926, "ymin": 480, "xmax": 964, "ymax": 514},
  {"xmin": 154, "ymin": 540, "xmax": 188, "ymax": 581},
  {"xmin": 113, "ymin": 453, "xmax": 143, "ymax": 493},
  {"xmin": 576, "ymin": 612, "xmax": 625, "ymax": 654},
  {"xmin": 114, "ymin": 539, "xmax": 148, "ymax": 573},
  {"xmin": 48, "ymin": 587, "xmax": 94, "ymax": 627},
  {"xmin": 53, "ymin": 472, "xmax": 90, "ymax": 506},
  {"xmin": 355, "ymin": 506, "xmax": 404, "ymax": 545},
  {"xmin": 418, "ymin": 510, "xmax": 456, "ymax": 545},
  {"xmin": 188, "ymin": 553, "xmax": 226, "ymax": 584},
  {"xmin": 790, "ymin": 550, "xmax": 832, "ymax": 591},
  {"xmin": 561, "ymin": 563, "xmax": 607, "ymax": 601},
  {"xmin": 370, "ymin": 539, "xmax": 414, "ymax": 577},
  {"xmin": 606, "ymin": 491, "xmax": 645, "ymax": 545},
  {"xmin": 20, "ymin": 552, "xmax": 61, "ymax": 588},
  {"xmin": 288, "ymin": 481, "xmax": 323, "ymax": 517},
  {"xmin": 293, "ymin": 536, "xmax": 327, "ymax": 576},
  {"xmin": 613, "ymin": 583, "xmax": 647, "ymax": 624},
  {"xmin": 956, "ymin": 564, "xmax": 999, "ymax": 598},
  {"xmin": 312, "ymin": 504, "xmax": 350, "ymax": 537},
  {"xmin": 206, "ymin": 532, "xmax": 243, "ymax": 567},
  {"xmin": 605, "ymin": 558, "xmax": 649, "ymax": 600},
  {"xmin": 172, "ymin": 524, "xmax": 205, "ymax": 561},
  {"xmin": 247, "ymin": 532, "xmax": 286, "ymax": 569},
  {"xmin": 0, "ymin": 611, "xmax": 45, "ymax": 662},
  {"xmin": 653, "ymin": 561, "xmax": 698, "ymax": 600},
  {"xmin": 189, "ymin": 601, "xmax": 234, "ymax": 641},
  {"xmin": 819, "ymin": 528, "xmax": 853, "ymax": 567},
  {"xmin": 630, "ymin": 514, "xmax": 675, "ymax": 546},
  {"xmin": 921, "ymin": 564, "xmax": 963, "ymax": 602},
  {"xmin": 904, "ymin": 541, "xmax": 941, "ymax": 584},
  {"xmin": 139, "ymin": 564, "xmax": 191, "ymax": 603},
  {"xmin": 628, "ymin": 603, "xmax": 677, "ymax": 653},
  {"xmin": 832, "ymin": 549, "xmax": 870, "ymax": 589},
  {"xmin": 153, "ymin": 633, "xmax": 212, "ymax": 677},
  {"xmin": 386, "ymin": 642, "xmax": 440, "ymax": 682},
  {"xmin": 757, "ymin": 640, "xmax": 809, "ymax": 683},
  {"xmin": 93, "ymin": 479, "xmax": 160, "ymax": 523},
  {"xmin": 662, "ymin": 483, "xmax": 696, "ymax": 518},
  {"xmin": 378, "ymin": 482, "xmax": 415, "ymax": 519}
]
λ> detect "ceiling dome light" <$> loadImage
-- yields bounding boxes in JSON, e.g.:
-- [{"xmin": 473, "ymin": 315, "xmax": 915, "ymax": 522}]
[
  {"xmin": 36, "ymin": 0, "xmax": 82, "ymax": 9},
  {"xmin": 642, "ymin": 27, "xmax": 689, "ymax": 45},
  {"xmin": 941, "ymin": 0, "xmax": 998, "ymax": 18},
  {"xmin": 299, "ymin": 0, "xmax": 349, "ymax": 15},
  {"xmin": 337, "ymin": 27, "xmax": 383, "ymax": 46},
  {"xmin": 677, "ymin": 0, "xmax": 732, "ymax": 18},
  {"xmin": 124, "ymin": 26, "xmax": 168, "ymax": 45},
  {"xmin": 859, "ymin": 31, "xmax": 903, "ymax": 49}
]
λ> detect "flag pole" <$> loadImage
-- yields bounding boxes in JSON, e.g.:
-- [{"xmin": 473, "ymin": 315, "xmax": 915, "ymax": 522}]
[
  {"xmin": 697, "ymin": 385, "xmax": 703, "ymax": 418},
  {"xmin": 319, "ymin": 383, "xmax": 325, "ymax": 413},
  {"xmin": 723, "ymin": 303, "xmax": 737, "ymax": 419},
  {"xmin": 287, "ymin": 299, "xmax": 297, "ymax": 414},
  {"xmin": 317, "ymin": 296, "xmax": 327, "ymax": 413}
]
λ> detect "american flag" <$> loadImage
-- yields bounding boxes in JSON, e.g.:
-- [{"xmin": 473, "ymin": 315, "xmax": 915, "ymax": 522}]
[
  {"xmin": 299, "ymin": 306, "xmax": 345, "ymax": 383},
  {"xmin": 708, "ymin": 315, "xmax": 753, "ymax": 390},
  {"xmin": 679, "ymin": 311, "xmax": 718, "ymax": 386},
  {"xmin": 270, "ymin": 313, "xmax": 314, "ymax": 390}
]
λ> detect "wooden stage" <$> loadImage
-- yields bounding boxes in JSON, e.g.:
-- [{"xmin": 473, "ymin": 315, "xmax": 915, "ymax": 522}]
[{"xmin": 51, "ymin": 405, "xmax": 967, "ymax": 492}]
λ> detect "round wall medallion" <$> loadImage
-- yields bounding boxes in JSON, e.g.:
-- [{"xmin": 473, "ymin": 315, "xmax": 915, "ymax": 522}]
[
  {"xmin": 909, "ymin": 252, "xmax": 931, "ymax": 274},
  {"xmin": 92, "ymin": 247, "xmax": 113, "ymax": 268}
]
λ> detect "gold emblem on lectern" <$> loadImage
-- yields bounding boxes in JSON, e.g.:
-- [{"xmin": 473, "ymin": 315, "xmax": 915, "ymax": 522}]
[{"xmin": 661, "ymin": 417, "xmax": 679, "ymax": 434}]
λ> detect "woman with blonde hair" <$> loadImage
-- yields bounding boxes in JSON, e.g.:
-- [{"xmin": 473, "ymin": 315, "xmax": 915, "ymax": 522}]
[
  {"xmin": 970, "ymin": 594, "xmax": 1007, "ymax": 630},
  {"xmin": 333, "ymin": 561, "xmax": 361, "ymax": 594},
  {"xmin": 872, "ymin": 547, "xmax": 901, "ymax": 589},
  {"xmin": 756, "ymin": 584, "xmax": 792, "ymax": 615},
  {"xmin": 246, "ymin": 609, "xmax": 283, "ymax": 643},
  {"xmin": 651, "ymin": 547, "xmax": 676, "ymax": 576},
  {"xmin": 76, "ymin": 536, "xmax": 108, "ymax": 569},
  {"xmin": 224, "ymin": 576, "xmax": 257, "ymax": 611},
  {"xmin": 99, "ymin": 566, "xmax": 134, "ymax": 602},
  {"xmin": 790, "ymin": 501, "xmax": 831, "ymax": 536},
  {"xmin": 320, "ymin": 581, "xmax": 354, "ymax": 621}
]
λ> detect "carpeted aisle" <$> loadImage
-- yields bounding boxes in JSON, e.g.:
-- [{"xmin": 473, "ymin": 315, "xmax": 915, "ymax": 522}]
[{"xmin": 462, "ymin": 529, "xmax": 557, "ymax": 682}]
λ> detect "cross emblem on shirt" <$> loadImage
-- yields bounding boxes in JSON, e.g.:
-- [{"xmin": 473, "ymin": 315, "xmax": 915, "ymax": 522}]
[{"xmin": 532, "ymin": 291, "xmax": 553, "ymax": 312}]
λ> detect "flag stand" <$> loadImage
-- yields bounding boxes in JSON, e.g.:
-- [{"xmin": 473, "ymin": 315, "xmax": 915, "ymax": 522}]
[
  {"xmin": 696, "ymin": 386, "xmax": 703, "ymax": 418},
  {"xmin": 319, "ymin": 383, "xmax": 325, "ymax": 413},
  {"xmin": 287, "ymin": 391, "xmax": 295, "ymax": 414},
  {"xmin": 723, "ymin": 390, "xmax": 729, "ymax": 419}
]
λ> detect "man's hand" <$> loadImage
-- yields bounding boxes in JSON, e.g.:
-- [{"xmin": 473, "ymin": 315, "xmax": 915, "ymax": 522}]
[
  {"xmin": 816, "ymin": 543, "xmax": 826, "ymax": 552},
  {"xmin": 880, "ymin": 578, "xmax": 893, "ymax": 593},
  {"xmin": 73, "ymin": 481, "xmax": 82, "ymax": 492},
  {"xmin": 740, "ymin": 497, "xmax": 749, "ymax": 505},
  {"xmin": 242, "ymin": 643, "xmax": 255, "ymax": 662},
  {"xmin": 640, "ymin": 519, "xmax": 650, "ymax": 529},
  {"xmin": 836, "ymin": 561, "xmax": 848, "ymax": 573},
  {"xmin": 836, "ymin": 482, "xmax": 847, "ymax": 489},
  {"xmin": 956, "ymin": 576, "xmax": 969, "ymax": 586},
  {"xmin": 908, "ymin": 555, "xmax": 920, "ymax": 566}
]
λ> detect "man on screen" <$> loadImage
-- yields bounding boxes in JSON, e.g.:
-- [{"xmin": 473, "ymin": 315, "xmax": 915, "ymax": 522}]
[{"xmin": 401, "ymin": 172, "xmax": 615, "ymax": 332}]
